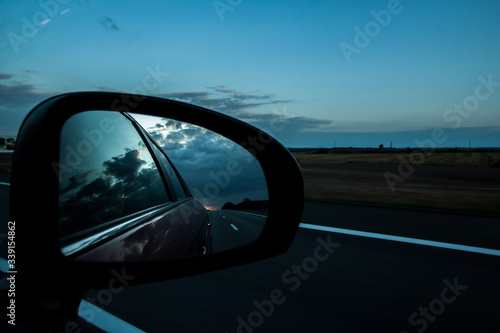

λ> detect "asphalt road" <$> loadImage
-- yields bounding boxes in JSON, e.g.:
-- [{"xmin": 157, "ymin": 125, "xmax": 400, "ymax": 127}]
[
  {"xmin": 83, "ymin": 227, "xmax": 499, "ymax": 333},
  {"xmin": 1, "ymin": 184, "xmax": 499, "ymax": 332},
  {"xmin": 81, "ymin": 201, "xmax": 499, "ymax": 332},
  {"xmin": 209, "ymin": 210, "xmax": 267, "ymax": 252}
]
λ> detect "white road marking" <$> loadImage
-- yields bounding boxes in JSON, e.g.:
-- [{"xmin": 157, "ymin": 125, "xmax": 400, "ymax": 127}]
[
  {"xmin": 230, "ymin": 223, "xmax": 239, "ymax": 231},
  {"xmin": 79, "ymin": 300, "xmax": 146, "ymax": 333},
  {"xmin": 300, "ymin": 223, "xmax": 500, "ymax": 257},
  {"xmin": 0, "ymin": 258, "xmax": 145, "ymax": 332},
  {"xmin": 0, "ymin": 257, "xmax": 8, "ymax": 272}
]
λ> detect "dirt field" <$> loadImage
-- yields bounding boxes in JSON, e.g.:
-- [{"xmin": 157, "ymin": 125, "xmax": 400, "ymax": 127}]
[
  {"xmin": 2, "ymin": 150, "xmax": 499, "ymax": 214},
  {"xmin": 295, "ymin": 152, "xmax": 500, "ymax": 214}
]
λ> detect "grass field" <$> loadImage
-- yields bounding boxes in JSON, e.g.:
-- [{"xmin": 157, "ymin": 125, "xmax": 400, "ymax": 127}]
[
  {"xmin": 294, "ymin": 152, "xmax": 500, "ymax": 214},
  {"xmin": 2, "ymin": 150, "xmax": 499, "ymax": 214},
  {"xmin": 294, "ymin": 151, "xmax": 500, "ymax": 167}
]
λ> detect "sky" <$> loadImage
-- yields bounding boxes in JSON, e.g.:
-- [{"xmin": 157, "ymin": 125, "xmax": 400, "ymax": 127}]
[{"xmin": 0, "ymin": 0, "xmax": 499, "ymax": 147}]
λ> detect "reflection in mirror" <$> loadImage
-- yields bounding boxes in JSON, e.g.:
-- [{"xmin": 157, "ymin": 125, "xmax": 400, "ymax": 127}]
[
  {"xmin": 57, "ymin": 111, "xmax": 268, "ymax": 262},
  {"xmin": 134, "ymin": 114, "xmax": 269, "ymax": 253}
]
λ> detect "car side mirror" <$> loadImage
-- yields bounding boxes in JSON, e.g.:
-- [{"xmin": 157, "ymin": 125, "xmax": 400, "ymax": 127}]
[{"xmin": 9, "ymin": 92, "xmax": 303, "ymax": 324}]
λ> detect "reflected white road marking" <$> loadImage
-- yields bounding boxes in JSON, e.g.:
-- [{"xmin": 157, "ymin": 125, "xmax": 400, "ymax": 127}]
[
  {"xmin": 230, "ymin": 224, "xmax": 239, "ymax": 231},
  {"xmin": 230, "ymin": 211, "xmax": 267, "ymax": 218},
  {"xmin": 300, "ymin": 223, "xmax": 500, "ymax": 257}
]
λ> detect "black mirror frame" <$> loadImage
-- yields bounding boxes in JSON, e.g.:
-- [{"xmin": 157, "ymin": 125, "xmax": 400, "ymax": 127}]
[{"xmin": 10, "ymin": 92, "xmax": 303, "ymax": 305}]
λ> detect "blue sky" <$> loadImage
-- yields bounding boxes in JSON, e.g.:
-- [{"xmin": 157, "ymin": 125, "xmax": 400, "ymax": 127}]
[{"xmin": 1, "ymin": 0, "xmax": 499, "ymax": 147}]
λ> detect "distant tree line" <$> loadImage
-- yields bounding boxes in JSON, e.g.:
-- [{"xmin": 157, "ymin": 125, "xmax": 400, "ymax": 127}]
[
  {"xmin": 222, "ymin": 198, "xmax": 269, "ymax": 212},
  {"xmin": 288, "ymin": 147, "xmax": 500, "ymax": 154}
]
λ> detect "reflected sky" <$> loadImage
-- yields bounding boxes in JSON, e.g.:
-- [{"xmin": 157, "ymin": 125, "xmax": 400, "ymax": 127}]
[{"xmin": 133, "ymin": 113, "xmax": 268, "ymax": 210}]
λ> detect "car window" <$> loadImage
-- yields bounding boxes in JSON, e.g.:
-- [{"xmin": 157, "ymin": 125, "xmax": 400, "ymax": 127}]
[{"xmin": 58, "ymin": 111, "xmax": 170, "ymax": 243}]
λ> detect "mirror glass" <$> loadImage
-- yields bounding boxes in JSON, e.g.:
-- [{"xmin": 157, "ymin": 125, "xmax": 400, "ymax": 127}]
[{"xmin": 57, "ymin": 111, "xmax": 268, "ymax": 262}]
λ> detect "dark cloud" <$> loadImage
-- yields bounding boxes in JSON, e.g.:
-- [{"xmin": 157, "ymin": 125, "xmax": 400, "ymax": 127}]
[
  {"xmin": 211, "ymin": 86, "xmax": 275, "ymax": 100},
  {"xmin": 97, "ymin": 85, "xmax": 126, "ymax": 93},
  {"xmin": 149, "ymin": 132, "xmax": 164, "ymax": 142},
  {"xmin": 97, "ymin": 16, "xmax": 120, "ymax": 31},
  {"xmin": 61, "ymin": 171, "xmax": 93, "ymax": 195},
  {"xmin": 244, "ymin": 113, "xmax": 332, "ymax": 132},
  {"xmin": 0, "ymin": 73, "xmax": 14, "ymax": 80},
  {"xmin": 163, "ymin": 118, "xmax": 185, "ymax": 130},
  {"xmin": 165, "ymin": 131, "xmax": 185, "ymax": 142},
  {"xmin": 100, "ymin": 85, "xmax": 332, "ymax": 138},
  {"xmin": 153, "ymin": 86, "xmax": 331, "ymax": 139},
  {"xmin": 138, "ymin": 117, "xmax": 268, "ymax": 209},
  {"xmin": 155, "ymin": 86, "xmax": 292, "ymax": 115},
  {"xmin": 24, "ymin": 69, "xmax": 37, "ymax": 74},
  {"xmin": 0, "ymin": 82, "xmax": 48, "ymax": 104},
  {"xmin": 103, "ymin": 149, "xmax": 147, "ymax": 181},
  {"xmin": 59, "ymin": 149, "xmax": 167, "ymax": 239},
  {"xmin": 0, "ymin": 81, "xmax": 56, "ymax": 135},
  {"xmin": 162, "ymin": 141, "xmax": 184, "ymax": 151}
]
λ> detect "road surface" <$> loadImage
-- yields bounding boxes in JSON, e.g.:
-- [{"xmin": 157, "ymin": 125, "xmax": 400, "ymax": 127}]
[
  {"xmin": 208, "ymin": 210, "xmax": 267, "ymax": 252},
  {"xmin": 1, "ymin": 183, "xmax": 499, "ymax": 332}
]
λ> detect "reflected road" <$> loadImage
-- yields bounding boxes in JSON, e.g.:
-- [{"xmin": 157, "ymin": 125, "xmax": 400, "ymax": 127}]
[{"xmin": 208, "ymin": 210, "xmax": 267, "ymax": 252}]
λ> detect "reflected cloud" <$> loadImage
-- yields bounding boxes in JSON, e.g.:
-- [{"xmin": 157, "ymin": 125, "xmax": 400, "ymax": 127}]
[
  {"xmin": 137, "ymin": 116, "xmax": 269, "ymax": 210},
  {"xmin": 60, "ymin": 149, "xmax": 167, "ymax": 241}
]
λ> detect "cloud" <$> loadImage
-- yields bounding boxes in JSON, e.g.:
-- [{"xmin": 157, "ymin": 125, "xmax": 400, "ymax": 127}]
[
  {"xmin": 211, "ymin": 86, "xmax": 275, "ymax": 100},
  {"xmin": 59, "ymin": 149, "xmax": 168, "ymax": 238},
  {"xmin": 24, "ymin": 69, "xmax": 38, "ymax": 74},
  {"xmin": 99, "ymin": 84, "xmax": 331, "ymax": 137},
  {"xmin": 103, "ymin": 149, "xmax": 147, "ymax": 181},
  {"xmin": 0, "ymin": 73, "xmax": 14, "ymax": 80},
  {"xmin": 136, "ymin": 86, "xmax": 332, "ymax": 153},
  {"xmin": 0, "ymin": 79, "xmax": 57, "ymax": 135},
  {"xmin": 140, "ymin": 118, "xmax": 267, "ymax": 207},
  {"xmin": 97, "ymin": 85, "xmax": 126, "ymax": 93},
  {"xmin": 152, "ymin": 86, "xmax": 331, "ymax": 136},
  {"xmin": 155, "ymin": 86, "xmax": 292, "ymax": 115},
  {"xmin": 0, "ymin": 81, "xmax": 55, "ymax": 109},
  {"xmin": 97, "ymin": 16, "xmax": 120, "ymax": 31}
]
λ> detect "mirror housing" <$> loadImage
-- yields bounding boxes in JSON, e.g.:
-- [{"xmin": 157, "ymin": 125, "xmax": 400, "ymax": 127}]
[{"xmin": 9, "ymin": 92, "xmax": 303, "ymax": 321}]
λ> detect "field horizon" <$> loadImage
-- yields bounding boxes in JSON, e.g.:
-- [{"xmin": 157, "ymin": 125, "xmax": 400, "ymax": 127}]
[
  {"xmin": 294, "ymin": 151, "xmax": 500, "ymax": 215},
  {"xmin": 2, "ymin": 149, "xmax": 499, "ymax": 215}
]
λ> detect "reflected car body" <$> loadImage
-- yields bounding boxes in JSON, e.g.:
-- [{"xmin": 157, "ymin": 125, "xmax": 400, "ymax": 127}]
[
  {"xmin": 58, "ymin": 111, "xmax": 213, "ymax": 261},
  {"xmin": 74, "ymin": 199, "xmax": 212, "ymax": 262}
]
